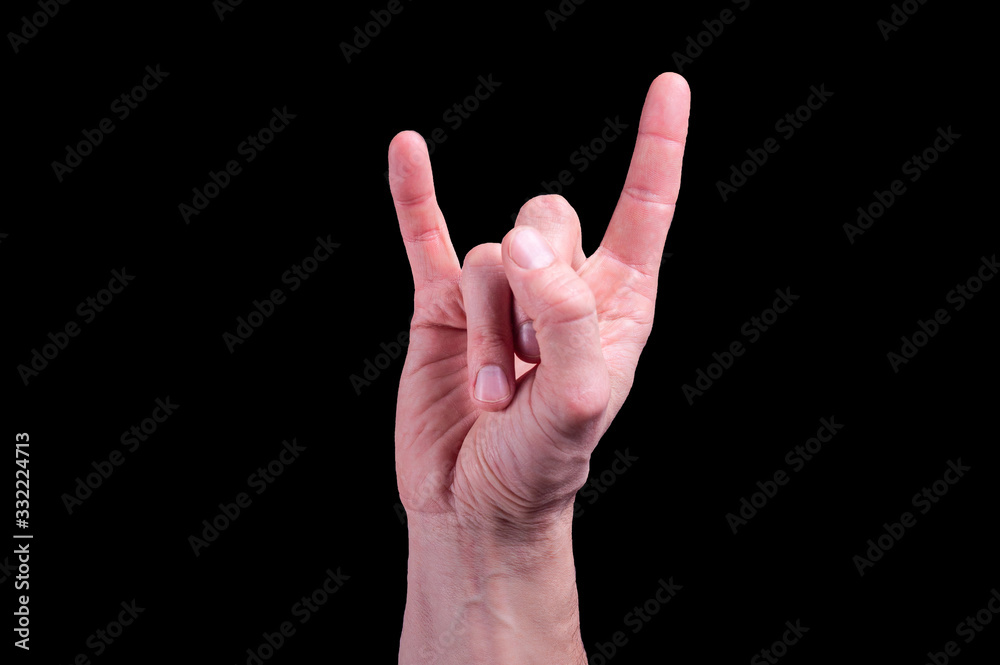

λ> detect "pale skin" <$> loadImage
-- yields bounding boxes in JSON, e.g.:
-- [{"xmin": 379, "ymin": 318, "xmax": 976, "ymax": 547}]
[{"xmin": 389, "ymin": 72, "xmax": 691, "ymax": 664}]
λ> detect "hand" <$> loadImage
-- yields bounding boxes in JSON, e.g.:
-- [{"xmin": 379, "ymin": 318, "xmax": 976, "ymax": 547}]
[
  {"xmin": 390, "ymin": 73, "xmax": 690, "ymax": 530},
  {"xmin": 390, "ymin": 73, "xmax": 690, "ymax": 665}
]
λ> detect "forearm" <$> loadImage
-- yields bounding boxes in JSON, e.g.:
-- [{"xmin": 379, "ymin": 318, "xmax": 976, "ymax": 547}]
[{"xmin": 399, "ymin": 509, "xmax": 588, "ymax": 665}]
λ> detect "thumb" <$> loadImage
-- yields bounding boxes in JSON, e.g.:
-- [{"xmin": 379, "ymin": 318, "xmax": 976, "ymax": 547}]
[{"xmin": 501, "ymin": 225, "xmax": 610, "ymax": 448}]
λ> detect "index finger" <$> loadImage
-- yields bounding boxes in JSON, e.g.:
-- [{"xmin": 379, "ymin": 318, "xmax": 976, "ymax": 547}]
[
  {"xmin": 388, "ymin": 130, "xmax": 462, "ymax": 290},
  {"xmin": 598, "ymin": 73, "xmax": 690, "ymax": 276}
]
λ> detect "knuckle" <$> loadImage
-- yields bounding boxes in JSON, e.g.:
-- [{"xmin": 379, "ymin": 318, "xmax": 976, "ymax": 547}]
[
  {"xmin": 471, "ymin": 327, "xmax": 510, "ymax": 353},
  {"xmin": 519, "ymin": 194, "xmax": 575, "ymax": 221},
  {"xmin": 562, "ymin": 383, "xmax": 610, "ymax": 426},
  {"xmin": 401, "ymin": 224, "xmax": 441, "ymax": 243},
  {"xmin": 462, "ymin": 242, "xmax": 502, "ymax": 268},
  {"xmin": 540, "ymin": 370, "xmax": 610, "ymax": 434},
  {"xmin": 535, "ymin": 275, "xmax": 596, "ymax": 327}
]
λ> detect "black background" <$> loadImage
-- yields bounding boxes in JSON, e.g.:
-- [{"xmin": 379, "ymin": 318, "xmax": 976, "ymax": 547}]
[{"xmin": 5, "ymin": 0, "xmax": 995, "ymax": 663}]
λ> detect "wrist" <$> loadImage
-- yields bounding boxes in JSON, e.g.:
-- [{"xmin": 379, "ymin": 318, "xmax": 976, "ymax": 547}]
[{"xmin": 399, "ymin": 507, "xmax": 588, "ymax": 665}]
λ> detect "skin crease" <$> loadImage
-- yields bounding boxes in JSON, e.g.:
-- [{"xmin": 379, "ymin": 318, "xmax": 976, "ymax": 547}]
[{"xmin": 390, "ymin": 72, "xmax": 690, "ymax": 664}]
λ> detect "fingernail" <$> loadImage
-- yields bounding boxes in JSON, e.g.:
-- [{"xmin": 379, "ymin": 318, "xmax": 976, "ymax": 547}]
[
  {"xmin": 475, "ymin": 365, "xmax": 510, "ymax": 403},
  {"xmin": 510, "ymin": 227, "xmax": 555, "ymax": 269},
  {"xmin": 517, "ymin": 321, "xmax": 540, "ymax": 359}
]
